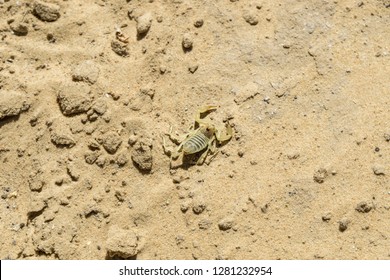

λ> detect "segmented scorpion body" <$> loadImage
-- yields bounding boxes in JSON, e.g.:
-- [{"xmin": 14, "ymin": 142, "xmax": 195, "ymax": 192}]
[{"xmin": 162, "ymin": 106, "xmax": 232, "ymax": 167}]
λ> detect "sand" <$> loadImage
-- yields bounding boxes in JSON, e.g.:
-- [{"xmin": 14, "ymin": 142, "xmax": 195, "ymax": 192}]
[{"xmin": 0, "ymin": 0, "xmax": 389, "ymax": 260}]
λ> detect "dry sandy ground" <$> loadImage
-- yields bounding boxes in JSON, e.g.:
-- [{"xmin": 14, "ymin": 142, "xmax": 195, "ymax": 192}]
[{"xmin": 0, "ymin": 0, "xmax": 389, "ymax": 260}]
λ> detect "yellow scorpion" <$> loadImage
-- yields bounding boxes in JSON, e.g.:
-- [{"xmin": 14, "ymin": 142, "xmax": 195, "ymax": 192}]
[{"xmin": 162, "ymin": 106, "xmax": 233, "ymax": 167}]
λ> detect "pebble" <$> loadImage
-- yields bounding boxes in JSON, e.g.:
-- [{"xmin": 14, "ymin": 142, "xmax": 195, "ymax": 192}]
[
  {"xmin": 194, "ymin": 19, "xmax": 204, "ymax": 28},
  {"xmin": 384, "ymin": 133, "xmax": 390, "ymax": 142},
  {"xmin": 192, "ymin": 200, "xmax": 206, "ymax": 214},
  {"xmin": 106, "ymin": 225, "xmax": 139, "ymax": 259},
  {"xmin": 338, "ymin": 218, "xmax": 350, "ymax": 232},
  {"xmin": 33, "ymin": 1, "xmax": 61, "ymax": 22},
  {"xmin": 57, "ymin": 84, "xmax": 91, "ymax": 116},
  {"xmin": 243, "ymin": 12, "xmax": 259, "ymax": 26},
  {"xmin": 102, "ymin": 132, "xmax": 122, "ymax": 154},
  {"xmin": 50, "ymin": 132, "xmax": 75, "ymax": 148},
  {"xmin": 182, "ymin": 33, "xmax": 193, "ymax": 50},
  {"xmin": 355, "ymin": 201, "xmax": 373, "ymax": 213},
  {"xmin": 188, "ymin": 64, "xmax": 198, "ymax": 73},
  {"xmin": 131, "ymin": 140, "xmax": 153, "ymax": 172},
  {"xmin": 9, "ymin": 21, "xmax": 28, "ymax": 36},
  {"xmin": 72, "ymin": 60, "xmax": 100, "ymax": 84},
  {"xmin": 111, "ymin": 40, "xmax": 129, "ymax": 57},
  {"xmin": 372, "ymin": 164, "xmax": 385, "ymax": 176},
  {"xmin": 136, "ymin": 12, "xmax": 152, "ymax": 35},
  {"xmin": 313, "ymin": 168, "xmax": 328, "ymax": 183},
  {"xmin": 0, "ymin": 90, "xmax": 30, "ymax": 120},
  {"xmin": 198, "ymin": 219, "xmax": 212, "ymax": 230},
  {"xmin": 321, "ymin": 212, "xmax": 332, "ymax": 222},
  {"xmin": 218, "ymin": 217, "xmax": 234, "ymax": 231}
]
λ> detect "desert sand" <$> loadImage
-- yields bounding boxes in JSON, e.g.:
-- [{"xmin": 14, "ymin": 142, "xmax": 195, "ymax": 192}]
[{"xmin": 0, "ymin": 0, "xmax": 389, "ymax": 259}]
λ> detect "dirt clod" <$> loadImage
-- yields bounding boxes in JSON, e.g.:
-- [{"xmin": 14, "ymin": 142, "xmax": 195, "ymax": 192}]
[{"xmin": 33, "ymin": 1, "xmax": 60, "ymax": 22}]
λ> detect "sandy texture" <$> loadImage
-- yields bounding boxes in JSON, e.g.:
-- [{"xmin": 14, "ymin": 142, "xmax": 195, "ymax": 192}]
[{"xmin": 0, "ymin": 0, "xmax": 389, "ymax": 260}]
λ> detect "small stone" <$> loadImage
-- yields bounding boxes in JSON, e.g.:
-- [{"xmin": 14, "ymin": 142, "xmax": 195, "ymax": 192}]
[
  {"xmin": 188, "ymin": 65, "xmax": 198, "ymax": 73},
  {"xmin": 198, "ymin": 219, "xmax": 212, "ymax": 230},
  {"xmin": 28, "ymin": 179, "xmax": 45, "ymax": 192},
  {"xmin": 57, "ymin": 84, "xmax": 91, "ymax": 116},
  {"xmin": 192, "ymin": 201, "xmax": 206, "ymax": 214},
  {"xmin": 136, "ymin": 12, "xmax": 152, "ymax": 35},
  {"xmin": 92, "ymin": 98, "xmax": 107, "ymax": 115},
  {"xmin": 338, "ymin": 218, "xmax": 350, "ymax": 232},
  {"xmin": 10, "ymin": 22, "xmax": 28, "ymax": 36},
  {"xmin": 72, "ymin": 60, "xmax": 100, "ymax": 84},
  {"xmin": 218, "ymin": 217, "xmax": 234, "ymax": 231},
  {"xmin": 95, "ymin": 155, "xmax": 107, "ymax": 168},
  {"xmin": 194, "ymin": 19, "xmax": 204, "ymax": 28},
  {"xmin": 115, "ymin": 153, "xmax": 128, "ymax": 167},
  {"xmin": 131, "ymin": 140, "xmax": 153, "ymax": 172},
  {"xmin": 84, "ymin": 152, "xmax": 98, "ymax": 164},
  {"xmin": 355, "ymin": 201, "xmax": 373, "ymax": 213},
  {"xmin": 102, "ymin": 132, "xmax": 122, "ymax": 154},
  {"xmin": 372, "ymin": 164, "xmax": 385, "ymax": 176},
  {"xmin": 111, "ymin": 40, "xmax": 129, "ymax": 57},
  {"xmin": 33, "ymin": 1, "xmax": 61, "ymax": 22},
  {"xmin": 322, "ymin": 212, "xmax": 332, "ymax": 222},
  {"xmin": 180, "ymin": 201, "xmax": 190, "ymax": 212},
  {"xmin": 182, "ymin": 33, "xmax": 193, "ymax": 50},
  {"xmin": 67, "ymin": 163, "xmax": 80, "ymax": 181},
  {"xmin": 128, "ymin": 134, "xmax": 138, "ymax": 146},
  {"xmin": 243, "ymin": 12, "xmax": 259, "ymax": 25},
  {"xmin": 313, "ymin": 168, "xmax": 328, "ymax": 183},
  {"xmin": 50, "ymin": 132, "xmax": 75, "ymax": 148},
  {"xmin": 0, "ymin": 90, "xmax": 30, "ymax": 120},
  {"xmin": 106, "ymin": 225, "xmax": 139, "ymax": 259},
  {"xmin": 384, "ymin": 133, "xmax": 390, "ymax": 142}
]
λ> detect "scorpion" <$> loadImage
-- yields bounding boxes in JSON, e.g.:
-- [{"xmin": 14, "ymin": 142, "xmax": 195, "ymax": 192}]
[{"xmin": 162, "ymin": 105, "xmax": 233, "ymax": 167}]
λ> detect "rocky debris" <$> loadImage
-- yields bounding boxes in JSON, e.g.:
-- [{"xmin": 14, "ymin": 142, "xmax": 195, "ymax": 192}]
[
  {"xmin": 72, "ymin": 60, "xmax": 100, "ymax": 84},
  {"xmin": 102, "ymin": 132, "xmax": 122, "ymax": 154},
  {"xmin": 338, "ymin": 217, "xmax": 350, "ymax": 232},
  {"xmin": 233, "ymin": 82, "xmax": 261, "ymax": 105},
  {"xmin": 28, "ymin": 177, "xmax": 45, "ymax": 192},
  {"xmin": 194, "ymin": 19, "xmax": 204, "ymax": 28},
  {"xmin": 106, "ymin": 225, "xmax": 139, "ymax": 259},
  {"xmin": 67, "ymin": 163, "xmax": 80, "ymax": 181},
  {"xmin": 50, "ymin": 132, "xmax": 75, "ymax": 148},
  {"xmin": 115, "ymin": 152, "xmax": 128, "ymax": 167},
  {"xmin": 91, "ymin": 98, "xmax": 107, "ymax": 115},
  {"xmin": 313, "ymin": 168, "xmax": 328, "ymax": 183},
  {"xmin": 0, "ymin": 90, "xmax": 30, "ymax": 120},
  {"xmin": 57, "ymin": 84, "xmax": 91, "ymax": 116},
  {"xmin": 9, "ymin": 20, "xmax": 28, "ymax": 36},
  {"xmin": 218, "ymin": 217, "xmax": 234, "ymax": 231},
  {"xmin": 84, "ymin": 152, "xmax": 99, "ymax": 165},
  {"xmin": 27, "ymin": 197, "xmax": 48, "ymax": 222},
  {"xmin": 182, "ymin": 33, "xmax": 193, "ymax": 50},
  {"xmin": 111, "ymin": 40, "xmax": 129, "ymax": 57},
  {"xmin": 180, "ymin": 200, "xmax": 190, "ymax": 213},
  {"xmin": 95, "ymin": 155, "xmax": 107, "ymax": 168},
  {"xmin": 321, "ymin": 212, "xmax": 332, "ymax": 222},
  {"xmin": 188, "ymin": 64, "xmax": 198, "ymax": 73},
  {"xmin": 192, "ymin": 200, "xmax": 206, "ymax": 214},
  {"xmin": 355, "ymin": 201, "xmax": 373, "ymax": 213},
  {"xmin": 33, "ymin": 1, "xmax": 61, "ymax": 22},
  {"xmin": 136, "ymin": 12, "xmax": 152, "ymax": 36},
  {"xmin": 384, "ymin": 133, "xmax": 390, "ymax": 142},
  {"xmin": 243, "ymin": 11, "xmax": 259, "ymax": 25},
  {"xmin": 198, "ymin": 219, "xmax": 212, "ymax": 230},
  {"xmin": 131, "ymin": 140, "xmax": 153, "ymax": 172},
  {"xmin": 372, "ymin": 164, "xmax": 385, "ymax": 176}
]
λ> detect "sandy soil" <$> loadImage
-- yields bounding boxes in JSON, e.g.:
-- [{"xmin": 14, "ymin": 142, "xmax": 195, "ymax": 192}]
[{"xmin": 0, "ymin": 0, "xmax": 389, "ymax": 260}]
